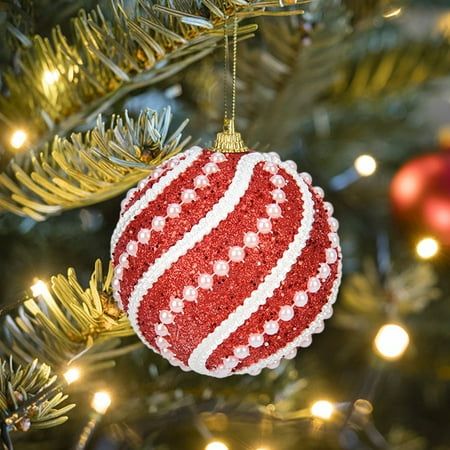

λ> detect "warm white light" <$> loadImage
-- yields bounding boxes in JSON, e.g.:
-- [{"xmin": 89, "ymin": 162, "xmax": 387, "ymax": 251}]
[
  {"xmin": 416, "ymin": 237, "xmax": 439, "ymax": 259},
  {"xmin": 10, "ymin": 129, "xmax": 27, "ymax": 149},
  {"xmin": 354, "ymin": 154, "xmax": 377, "ymax": 177},
  {"xmin": 374, "ymin": 324, "xmax": 410, "ymax": 360},
  {"xmin": 310, "ymin": 400, "xmax": 334, "ymax": 420},
  {"xmin": 63, "ymin": 368, "xmax": 81, "ymax": 385},
  {"xmin": 383, "ymin": 7, "xmax": 402, "ymax": 18},
  {"xmin": 205, "ymin": 441, "xmax": 229, "ymax": 450},
  {"xmin": 91, "ymin": 391, "xmax": 112, "ymax": 414},
  {"xmin": 30, "ymin": 279, "xmax": 50, "ymax": 297},
  {"xmin": 43, "ymin": 70, "xmax": 60, "ymax": 85}
]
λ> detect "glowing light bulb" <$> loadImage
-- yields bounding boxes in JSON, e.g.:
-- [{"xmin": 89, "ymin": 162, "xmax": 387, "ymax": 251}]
[
  {"xmin": 30, "ymin": 279, "xmax": 50, "ymax": 297},
  {"xmin": 63, "ymin": 367, "xmax": 81, "ymax": 385},
  {"xmin": 416, "ymin": 237, "xmax": 439, "ymax": 259},
  {"xmin": 383, "ymin": 7, "xmax": 402, "ymax": 18},
  {"xmin": 10, "ymin": 129, "xmax": 27, "ymax": 149},
  {"xmin": 374, "ymin": 323, "xmax": 410, "ymax": 360},
  {"xmin": 205, "ymin": 441, "xmax": 229, "ymax": 450},
  {"xmin": 91, "ymin": 391, "xmax": 111, "ymax": 414},
  {"xmin": 354, "ymin": 154, "xmax": 377, "ymax": 177},
  {"xmin": 310, "ymin": 400, "xmax": 334, "ymax": 420},
  {"xmin": 43, "ymin": 70, "xmax": 60, "ymax": 85}
]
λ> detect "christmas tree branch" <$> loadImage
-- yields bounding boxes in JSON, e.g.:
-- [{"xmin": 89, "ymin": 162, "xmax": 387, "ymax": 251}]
[
  {"xmin": 0, "ymin": 107, "xmax": 189, "ymax": 221},
  {"xmin": 0, "ymin": 0, "xmax": 302, "ymax": 154},
  {"xmin": 0, "ymin": 259, "xmax": 135, "ymax": 369}
]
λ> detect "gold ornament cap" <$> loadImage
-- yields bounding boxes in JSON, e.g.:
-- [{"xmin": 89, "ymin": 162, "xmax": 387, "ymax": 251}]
[{"xmin": 213, "ymin": 119, "xmax": 248, "ymax": 153}]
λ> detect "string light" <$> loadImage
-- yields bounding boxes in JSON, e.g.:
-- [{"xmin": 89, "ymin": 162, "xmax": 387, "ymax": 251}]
[
  {"xmin": 354, "ymin": 154, "xmax": 377, "ymax": 177},
  {"xmin": 416, "ymin": 237, "xmax": 439, "ymax": 259},
  {"xmin": 63, "ymin": 367, "xmax": 81, "ymax": 385},
  {"xmin": 30, "ymin": 279, "xmax": 50, "ymax": 297},
  {"xmin": 374, "ymin": 323, "xmax": 410, "ymax": 360},
  {"xmin": 10, "ymin": 129, "xmax": 27, "ymax": 149},
  {"xmin": 91, "ymin": 391, "xmax": 112, "ymax": 414},
  {"xmin": 42, "ymin": 69, "xmax": 60, "ymax": 85},
  {"xmin": 205, "ymin": 441, "xmax": 229, "ymax": 450},
  {"xmin": 310, "ymin": 400, "xmax": 334, "ymax": 420}
]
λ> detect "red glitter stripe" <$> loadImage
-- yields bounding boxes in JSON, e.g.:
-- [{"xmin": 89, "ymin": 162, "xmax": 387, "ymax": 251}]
[
  {"xmin": 206, "ymin": 190, "xmax": 338, "ymax": 371},
  {"xmin": 115, "ymin": 152, "xmax": 240, "ymax": 311},
  {"xmin": 136, "ymin": 164, "xmax": 303, "ymax": 364}
]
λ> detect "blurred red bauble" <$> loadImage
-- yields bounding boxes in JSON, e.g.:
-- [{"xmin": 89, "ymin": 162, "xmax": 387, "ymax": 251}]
[{"xmin": 390, "ymin": 149, "xmax": 450, "ymax": 245}]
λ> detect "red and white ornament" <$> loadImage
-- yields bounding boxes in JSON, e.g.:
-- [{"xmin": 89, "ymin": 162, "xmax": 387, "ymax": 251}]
[{"xmin": 111, "ymin": 146, "xmax": 342, "ymax": 377}]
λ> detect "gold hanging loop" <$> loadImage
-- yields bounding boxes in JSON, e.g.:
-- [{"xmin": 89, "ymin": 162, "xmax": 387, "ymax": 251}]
[{"xmin": 213, "ymin": 5, "xmax": 248, "ymax": 153}]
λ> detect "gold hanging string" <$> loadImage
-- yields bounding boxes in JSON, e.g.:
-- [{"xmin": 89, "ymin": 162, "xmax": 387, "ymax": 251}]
[
  {"xmin": 223, "ymin": 10, "xmax": 229, "ymax": 123},
  {"xmin": 213, "ymin": 5, "xmax": 248, "ymax": 153}
]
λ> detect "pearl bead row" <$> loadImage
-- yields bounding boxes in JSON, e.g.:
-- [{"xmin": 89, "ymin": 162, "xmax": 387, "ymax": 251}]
[
  {"xmin": 214, "ymin": 180, "xmax": 341, "ymax": 376},
  {"xmin": 112, "ymin": 152, "xmax": 227, "ymax": 308},
  {"xmin": 154, "ymin": 163, "xmax": 288, "ymax": 368}
]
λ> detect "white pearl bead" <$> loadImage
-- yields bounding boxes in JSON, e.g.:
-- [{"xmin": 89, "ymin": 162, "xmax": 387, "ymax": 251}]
[
  {"xmin": 324, "ymin": 201, "xmax": 334, "ymax": 216},
  {"xmin": 300, "ymin": 172, "xmax": 312, "ymax": 185},
  {"xmin": 224, "ymin": 356, "xmax": 239, "ymax": 369},
  {"xmin": 266, "ymin": 203, "xmax": 282, "ymax": 219},
  {"xmin": 166, "ymin": 203, "xmax": 181, "ymax": 218},
  {"xmin": 155, "ymin": 323, "xmax": 169, "ymax": 336},
  {"xmin": 213, "ymin": 260, "xmax": 229, "ymax": 277},
  {"xmin": 181, "ymin": 189, "xmax": 197, "ymax": 203},
  {"xmin": 322, "ymin": 305, "xmax": 334, "ymax": 319},
  {"xmin": 152, "ymin": 216, "xmax": 166, "ymax": 232},
  {"xmin": 198, "ymin": 273, "xmax": 213, "ymax": 290},
  {"xmin": 170, "ymin": 297, "xmax": 184, "ymax": 313},
  {"xmin": 326, "ymin": 248, "xmax": 337, "ymax": 264},
  {"xmin": 194, "ymin": 174, "xmax": 209, "ymax": 189},
  {"xmin": 313, "ymin": 186, "xmax": 325, "ymax": 198},
  {"xmin": 112, "ymin": 290, "xmax": 121, "ymax": 303},
  {"xmin": 257, "ymin": 218, "xmax": 272, "ymax": 234},
  {"xmin": 229, "ymin": 246, "xmax": 245, "ymax": 262},
  {"xmin": 210, "ymin": 153, "xmax": 227, "ymax": 163},
  {"xmin": 279, "ymin": 305, "xmax": 294, "ymax": 321},
  {"xmin": 156, "ymin": 336, "xmax": 169, "ymax": 349},
  {"xmin": 293, "ymin": 291, "xmax": 308, "ymax": 307},
  {"xmin": 137, "ymin": 228, "xmax": 151, "ymax": 244},
  {"xmin": 267, "ymin": 359, "xmax": 280, "ymax": 369},
  {"xmin": 285, "ymin": 348, "xmax": 297, "ymax": 360},
  {"xmin": 328, "ymin": 232, "xmax": 339, "ymax": 248},
  {"xmin": 270, "ymin": 174, "xmax": 286, "ymax": 188},
  {"xmin": 248, "ymin": 366, "xmax": 261, "ymax": 376},
  {"xmin": 272, "ymin": 189, "xmax": 286, "ymax": 203},
  {"xmin": 159, "ymin": 310, "xmax": 174, "ymax": 324},
  {"xmin": 285, "ymin": 160, "xmax": 297, "ymax": 171},
  {"xmin": 138, "ymin": 179, "xmax": 147, "ymax": 190},
  {"xmin": 183, "ymin": 286, "xmax": 198, "ymax": 302},
  {"xmin": 112, "ymin": 278, "xmax": 120, "ymax": 290},
  {"xmin": 120, "ymin": 198, "xmax": 128, "ymax": 210},
  {"xmin": 312, "ymin": 320, "xmax": 325, "ymax": 333},
  {"xmin": 161, "ymin": 348, "xmax": 174, "ymax": 359},
  {"xmin": 318, "ymin": 263, "xmax": 331, "ymax": 279},
  {"xmin": 151, "ymin": 168, "xmax": 163, "ymax": 180},
  {"xmin": 268, "ymin": 151, "xmax": 280, "ymax": 161},
  {"xmin": 126, "ymin": 240, "xmax": 138, "ymax": 257},
  {"xmin": 243, "ymin": 232, "xmax": 259, "ymax": 248},
  {"xmin": 234, "ymin": 345, "xmax": 250, "ymax": 359},
  {"xmin": 248, "ymin": 333, "xmax": 264, "ymax": 348},
  {"xmin": 119, "ymin": 253, "xmax": 129, "ymax": 268},
  {"xmin": 329, "ymin": 217, "xmax": 339, "ymax": 232},
  {"xmin": 264, "ymin": 320, "xmax": 279, "ymax": 335},
  {"xmin": 299, "ymin": 334, "xmax": 312, "ymax": 347},
  {"xmin": 168, "ymin": 158, "xmax": 179, "ymax": 169},
  {"xmin": 263, "ymin": 162, "xmax": 278, "ymax": 174},
  {"xmin": 307, "ymin": 277, "xmax": 321, "ymax": 293},
  {"xmin": 115, "ymin": 266, "xmax": 123, "ymax": 280},
  {"xmin": 203, "ymin": 162, "xmax": 219, "ymax": 175}
]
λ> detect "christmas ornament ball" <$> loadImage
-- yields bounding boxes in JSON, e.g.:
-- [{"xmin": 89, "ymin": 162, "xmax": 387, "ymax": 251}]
[
  {"xmin": 390, "ymin": 150, "xmax": 450, "ymax": 245},
  {"xmin": 111, "ymin": 146, "xmax": 342, "ymax": 377}
]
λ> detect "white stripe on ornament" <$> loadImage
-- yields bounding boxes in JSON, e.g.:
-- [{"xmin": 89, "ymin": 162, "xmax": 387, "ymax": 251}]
[
  {"xmin": 128, "ymin": 152, "xmax": 271, "ymax": 357},
  {"xmin": 110, "ymin": 146, "xmax": 204, "ymax": 255},
  {"xmin": 236, "ymin": 257, "xmax": 342, "ymax": 376},
  {"xmin": 188, "ymin": 162, "xmax": 315, "ymax": 376}
]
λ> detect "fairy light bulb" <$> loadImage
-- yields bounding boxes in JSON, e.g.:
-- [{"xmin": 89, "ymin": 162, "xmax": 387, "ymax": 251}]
[
  {"xmin": 374, "ymin": 323, "xmax": 410, "ymax": 360},
  {"xmin": 416, "ymin": 237, "xmax": 439, "ymax": 259},
  {"xmin": 63, "ymin": 367, "xmax": 81, "ymax": 385},
  {"xmin": 205, "ymin": 441, "xmax": 229, "ymax": 450},
  {"xmin": 31, "ymin": 279, "xmax": 50, "ymax": 297},
  {"xmin": 43, "ymin": 69, "xmax": 60, "ymax": 85},
  {"xmin": 10, "ymin": 129, "xmax": 27, "ymax": 149},
  {"xmin": 354, "ymin": 154, "xmax": 377, "ymax": 177},
  {"xmin": 91, "ymin": 391, "xmax": 112, "ymax": 414},
  {"xmin": 311, "ymin": 400, "xmax": 334, "ymax": 420}
]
